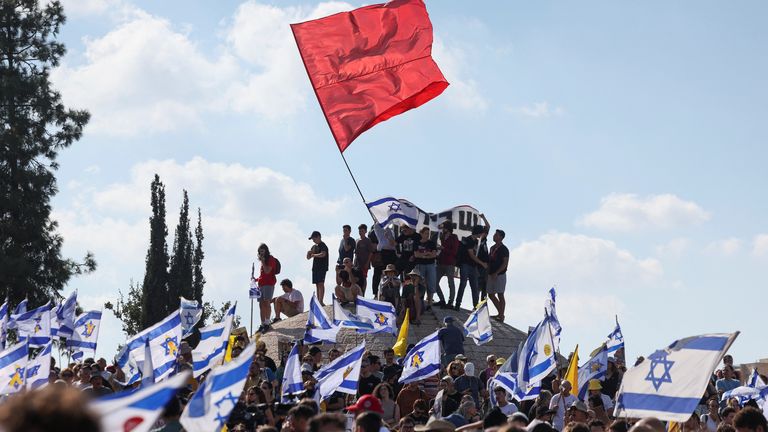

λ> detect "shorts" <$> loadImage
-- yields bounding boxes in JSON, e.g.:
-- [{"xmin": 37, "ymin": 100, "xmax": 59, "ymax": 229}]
[
  {"xmin": 312, "ymin": 269, "xmax": 327, "ymax": 284},
  {"xmin": 282, "ymin": 300, "xmax": 300, "ymax": 317},
  {"xmin": 259, "ymin": 285, "xmax": 275, "ymax": 301},
  {"xmin": 487, "ymin": 273, "xmax": 506, "ymax": 294}
]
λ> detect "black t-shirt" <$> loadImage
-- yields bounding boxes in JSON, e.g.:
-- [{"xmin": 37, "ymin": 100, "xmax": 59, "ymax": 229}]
[
  {"xmin": 413, "ymin": 239, "xmax": 437, "ymax": 265},
  {"xmin": 396, "ymin": 232, "xmax": 420, "ymax": 259},
  {"xmin": 457, "ymin": 236, "xmax": 478, "ymax": 266},
  {"xmin": 477, "ymin": 238, "xmax": 489, "ymax": 265},
  {"xmin": 488, "ymin": 244, "xmax": 510, "ymax": 275},
  {"xmin": 358, "ymin": 374, "xmax": 381, "ymax": 396},
  {"xmin": 312, "ymin": 242, "xmax": 329, "ymax": 271},
  {"xmin": 338, "ymin": 237, "xmax": 356, "ymax": 264}
]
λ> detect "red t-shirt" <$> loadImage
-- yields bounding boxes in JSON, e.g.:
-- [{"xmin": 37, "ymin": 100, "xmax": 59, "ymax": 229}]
[{"xmin": 258, "ymin": 256, "xmax": 278, "ymax": 286}]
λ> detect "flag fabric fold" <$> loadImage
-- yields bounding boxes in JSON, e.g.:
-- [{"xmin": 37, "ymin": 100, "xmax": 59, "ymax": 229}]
[
  {"xmin": 517, "ymin": 315, "xmax": 558, "ymax": 393},
  {"xmin": 304, "ymin": 294, "xmax": 339, "ymax": 344},
  {"xmin": 577, "ymin": 344, "xmax": 608, "ymax": 400},
  {"xmin": 180, "ymin": 343, "xmax": 257, "ymax": 432},
  {"xmin": 192, "ymin": 303, "xmax": 236, "ymax": 378},
  {"xmin": 180, "ymin": 297, "xmax": 203, "ymax": 339},
  {"xmin": 564, "ymin": 345, "xmax": 579, "ymax": 394},
  {"xmin": 0, "ymin": 300, "xmax": 8, "ymax": 349},
  {"xmin": 291, "ymin": 0, "xmax": 448, "ymax": 152},
  {"xmin": 116, "ymin": 310, "xmax": 183, "ymax": 384},
  {"xmin": 0, "ymin": 341, "xmax": 29, "ymax": 395},
  {"xmin": 281, "ymin": 342, "xmax": 304, "ymax": 402},
  {"xmin": 356, "ymin": 297, "xmax": 397, "ymax": 335},
  {"xmin": 14, "ymin": 302, "xmax": 52, "ymax": 348},
  {"xmin": 546, "ymin": 287, "xmax": 562, "ymax": 339},
  {"xmin": 606, "ymin": 319, "xmax": 625, "ymax": 354},
  {"xmin": 56, "ymin": 291, "xmax": 78, "ymax": 339},
  {"xmin": 614, "ymin": 332, "xmax": 739, "ymax": 422},
  {"xmin": 26, "ymin": 340, "xmax": 52, "ymax": 390},
  {"xmin": 314, "ymin": 341, "xmax": 366, "ymax": 401},
  {"xmin": 400, "ymin": 330, "xmax": 441, "ymax": 384},
  {"xmin": 464, "ymin": 300, "xmax": 493, "ymax": 345},
  {"xmin": 393, "ymin": 309, "xmax": 410, "ymax": 357},
  {"xmin": 67, "ymin": 310, "xmax": 102, "ymax": 360},
  {"xmin": 333, "ymin": 296, "xmax": 374, "ymax": 331}
]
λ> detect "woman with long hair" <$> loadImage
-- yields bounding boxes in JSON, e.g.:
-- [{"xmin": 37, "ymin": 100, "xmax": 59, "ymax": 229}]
[{"xmin": 374, "ymin": 382, "xmax": 400, "ymax": 427}]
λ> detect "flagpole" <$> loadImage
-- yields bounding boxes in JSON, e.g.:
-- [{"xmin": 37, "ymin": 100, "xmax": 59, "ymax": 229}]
[{"xmin": 544, "ymin": 308, "xmax": 562, "ymax": 380}]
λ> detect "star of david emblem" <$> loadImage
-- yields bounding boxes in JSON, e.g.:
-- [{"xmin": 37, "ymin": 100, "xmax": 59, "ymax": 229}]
[
  {"xmin": 645, "ymin": 349, "xmax": 674, "ymax": 391},
  {"xmin": 375, "ymin": 313, "xmax": 388, "ymax": 326},
  {"xmin": 388, "ymin": 202, "xmax": 401, "ymax": 212},
  {"xmin": 26, "ymin": 364, "xmax": 41, "ymax": 379},
  {"xmin": 214, "ymin": 391, "xmax": 240, "ymax": 425},
  {"xmin": 8, "ymin": 365, "xmax": 24, "ymax": 389},
  {"xmin": 82, "ymin": 321, "xmax": 95, "ymax": 337},
  {"xmin": 161, "ymin": 335, "xmax": 179, "ymax": 357},
  {"xmin": 410, "ymin": 351, "xmax": 425, "ymax": 368},
  {"xmin": 184, "ymin": 311, "xmax": 195, "ymax": 326}
]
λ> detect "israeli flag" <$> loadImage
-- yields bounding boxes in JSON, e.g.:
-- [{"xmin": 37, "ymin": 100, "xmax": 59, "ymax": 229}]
[
  {"xmin": 0, "ymin": 341, "xmax": 29, "ymax": 394},
  {"xmin": 281, "ymin": 342, "xmax": 304, "ymax": 402},
  {"xmin": 314, "ymin": 341, "xmax": 366, "ymax": 400},
  {"xmin": 180, "ymin": 297, "xmax": 203, "ymax": 339},
  {"xmin": 249, "ymin": 280, "xmax": 260, "ymax": 300},
  {"xmin": 13, "ymin": 299, "xmax": 27, "ymax": 315},
  {"xmin": 192, "ymin": 304, "xmax": 236, "ymax": 378},
  {"xmin": 333, "ymin": 296, "xmax": 374, "ymax": 331},
  {"xmin": 117, "ymin": 310, "xmax": 183, "ymax": 384},
  {"xmin": 400, "ymin": 330, "xmax": 441, "ymax": 384},
  {"xmin": 0, "ymin": 300, "xmax": 8, "ymax": 349},
  {"xmin": 26, "ymin": 340, "xmax": 52, "ymax": 390},
  {"xmin": 614, "ymin": 332, "xmax": 739, "ymax": 422},
  {"xmin": 66, "ymin": 310, "xmax": 102, "ymax": 359},
  {"xmin": 577, "ymin": 344, "xmax": 608, "ymax": 400},
  {"xmin": 56, "ymin": 291, "xmax": 78, "ymax": 339},
  {"xmin": 545, "ymin": 287, "xmax": 562, "ymax": 338},
  {"xmin": 748, "ymin": 368, "xmax": 767, "ymax": 389},
  {"xmin": 606, "ymin": 319, "xmax": 624, "ymax": 354},
  {"xmin": 304, "ymin": 294, "xmax": 339, "ymax": 344},
  {"xmin": 356, "ymin": 297, "xmax": 397, "ymax": 335},
  {"xmin": 367, "ymin": 197, "xmax": 420, "ymax": 228},
  {"xmin": 15, "ymin": 302, "xmax": 52, "ymax": 348},
  {"xmin": 463, "ymin": 300, "xmax": 493, "ymax": 345},
  {"xmin": 491, "ymin": 343, "xmax": 541, "ymax": 403},
  {"xmin": 517, "ymin": 315, "xmax": 558, "ymax": 393},
  {"xmin": 180, "ymin": 343, "xmax": 257, "ymax": 432},
  {"xmin": 92, "ymin": 371, "xmax": 190, "ymax": 432}
]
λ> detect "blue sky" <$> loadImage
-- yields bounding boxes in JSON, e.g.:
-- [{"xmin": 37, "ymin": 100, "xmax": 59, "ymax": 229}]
[{"xmin": 48, "ymin": 0, "xmax": 767, "ymax": 365}]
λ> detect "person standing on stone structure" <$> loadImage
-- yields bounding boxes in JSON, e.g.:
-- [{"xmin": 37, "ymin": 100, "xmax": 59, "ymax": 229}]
[
  {"xmin": 307, "ymin": 231, "xmax": 329, "ymax": 305},
  {"xmin": 436, "ymin": 222, "xmax": 459, "ymax": 309},
  {"xmin": 438, "ymin": 316, "xmax": 465, "ymax": 367}
]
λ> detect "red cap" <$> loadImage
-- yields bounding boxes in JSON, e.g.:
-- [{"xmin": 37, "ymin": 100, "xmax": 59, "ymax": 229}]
[{"xmin": 346, "ymin": 394, "xmax": 383, "ymax": 414}]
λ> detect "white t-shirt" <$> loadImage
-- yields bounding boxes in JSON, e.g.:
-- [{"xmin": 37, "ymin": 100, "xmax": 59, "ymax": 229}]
[
  {"xmin": 550, "ymin": 393, "xmax": 577, "ymax": 431},
  {"xmin": 281, "ymin": 290, "xmax": 304, "ymax": 313},
  {"xmin": 500, "ymin": 402, "xmax": 519, "ymax": 416}
]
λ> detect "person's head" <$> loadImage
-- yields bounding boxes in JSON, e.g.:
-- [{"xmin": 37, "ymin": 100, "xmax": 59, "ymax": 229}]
[
  {"xmin": 537, "ymin": 389, "xmax": 553, "ymax": 406},
  {"xmin": 724, "ymin": 365, "xmax": 736, "ymax": 379},
  {"xmin": 343, "ymin": 225, "xmax": 352, "ymax": 236},
  {"xmin": 440, "ymin": 222, "xmax": 454, "ymax": 235},
  {"xmin": 368, "ymin": 355, "xmax": 381, "ymax": 372},
  {"xmin": 354, "ymin": 411, "xmax": 382, "ymax": 432},
  {"xmin": 401, "ymin": 225, "xmax": 414, "ymax": 236},
  {"xmin": 708, "ymin": 398, "xmax": 720, "ymax": 413},
  {"xmin": 486, "ymin": 354, "xmax": 497, "ymax": 368},
  {"xmin": 398, "ymin": 417, "xmax": 416, "ymax": 432},
  {"xmin": 339, "ymin": 270, "xmax": 350, "ymax": 284},
  {"xmin": 420, "ymin": 227, "xmax": 430, "ymax": 240},
  {"xmin": 358, "ymin": 224, "xmax": 368, "ymax": 237},
  {"xmin": 309, "ymin": 346, "xmax": 322, "ymax": 364},
  {"xmin": 88, "ymin": 370, "xmax": 103, "ymax": 388},
  {"xmin": 280, "ymin": 278, "xmax": 293, "ymax": 293},
  {"xmin": 560, "ymin": 379, "xmax": 572, "ymax": 395},
  {"xmin": 260, "ymin": 381, "xmax": 273, "ymax": 399},
  {"xmin": 329, "ymin": 348, "xmax": 341, "ymax": 362},
  {"xmin": 568, "ymin": 401, "xmax": 589, "ymax": 423},
  {"xmin": 310, "ymin": 231, "xmax": 322, "ymax": 244},
  {"xmin": 564, "ymin": 423, "xmax": 591, "ymax": 432},
  {"xmin": 719, "ymin": 424, "xmax": 738, "ymax": 432},
  {"xmin": 494, "ymin": 387, "xmax": 508, "ymax": 404},
  {"xmin": 412, "ymin": 399, "xmax": 429, "ymax": 417},
  {"xmin": 448, "ymin": 361, "xmax": 464, "ymax": 377},
  {"xmin": 510, "ymin": 412, "xmax": 530, "ymax": 428},
  {"xmin": 383, "ymin": 264, "xmax": 397, "ymax": 278},
  {"xmin": 609, "ymin": 420, "xmax": 630, "ymax": 432},
  {"xmin": 245, "ymin": 385, "xmax": 260, "ymax": 405},
  {"xmin": 309, "ymin": 413, "xmax": 347, "ymax": 432},
  {"xmin": 493, "ymin": 229, "xmax": 506, "ymax": 243},
  {"xmin": 588, "ymin": 379, "xmax": 603, "ymax": 397},
  {"xmin": 536, "ymin": 405, "xmax": 556, "ymax": 422},
  {"xmin": 299, "ymin": 398, "xmax": 320, "ymax": 416},
  {"xmin": 407, "ymin": 269, "xmax": 421, "ymax": 283},
  {"xmin": 724, "ymin": 355, "xmax": 734, "ymax": 366},
  {"xmin": 60, "ymin": 368, "xmax": 74, "ymax": 384},
  {"xmin": 471, "ymin": 224, "xmax": 484, "ymax": 238},
  {"xmin": 484, "ymin": 407, "xmax": 509, "ymax": 429},
  {"xmin": 383, "ymin": 348, "xmax": 394, "ymax": 364},
  {"xmin": 258, "ymin": 243, "xmax": 271, "ymax": 259},
  {"xmin": 729, "ymin": 397, "xmax": 743, "ymax": 410},
  {"xmin": 734, "ymin": 408, "xmax": 768, "ymax": 432},
  {"xmin": 633, "ymin": 417, "xmax": 666, "ymax": 432},
  {"xmin": 443, "ymin": 316, "xmax": 455, "ymax": 327},
  {"xmin": 96, "ymin": 358, "xmax": 106, "ymax": 370},
  {"xmin": 440, "ymin": 376, "xmax": 454, "ymax": 392},
  {"xmin": 0, "ymin": 385, "xmax": 101, "ymax": 432},
  {"xmin": 373, "ymin": 383, "xmax": 393, "ymax": 401},
  {"xmin": 590, "ymin": 420, "xmax": 607, "ymax": 432},
  {"xmin": 360, "ymin": 358, "xmax": 370, "ymax": 376},
  {"xmin": 342, "ymin": 257, "xmax": 353, "ymax": 269},
  {"xmin": 458, "ymin": 401, "xmax": 477, "ymax": 419},
  {"xmin": 78, "ymin": 366, "xmax": 89, "ymax": 381},
  {"xmin": 723, "ymin": 407, "xmax": 739, "ymax": 425},
  {"xmin": 287, "ymin": 404, "xmax": 316, "ymax": 432}
]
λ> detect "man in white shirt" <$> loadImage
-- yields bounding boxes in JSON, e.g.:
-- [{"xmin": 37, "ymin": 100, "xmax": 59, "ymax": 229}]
[
  {"xmin": 494, "ymin": 386, "xmax": 519, "ymax": 416},
  {"xmin": 550, "ymin": 380, "xmax": 577, "ymax": 431},
  {"xmin": 272, "ymin": 279, "xmax": 304, "ymax": 321}
]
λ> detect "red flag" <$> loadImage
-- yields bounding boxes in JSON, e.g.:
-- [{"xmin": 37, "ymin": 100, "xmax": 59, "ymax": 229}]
[{"xmin": 291, "ymin": 0, "xmax": 449, "ymax": 152}]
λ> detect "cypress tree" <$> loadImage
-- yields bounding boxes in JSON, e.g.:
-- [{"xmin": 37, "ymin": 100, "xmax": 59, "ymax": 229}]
[
  {"xmin": 168, "ymin": 190, "xmax": 193, "ymax": 305},
  {"xmin": 141, "ymin": 174, "xmax": 169, "ymax": 327},
  {"xmin": 0, "ymin": 0, "xmax": 95, "ymax": 306},
  {"xmin": 192, "ymin": 208, "xmax": 206, "ymax": 324}
]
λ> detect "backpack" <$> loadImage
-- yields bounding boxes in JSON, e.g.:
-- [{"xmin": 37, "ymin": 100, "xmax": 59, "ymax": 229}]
[{"xmin": 273, "ymin": 256, "xmax": 281, "ymax": 275}]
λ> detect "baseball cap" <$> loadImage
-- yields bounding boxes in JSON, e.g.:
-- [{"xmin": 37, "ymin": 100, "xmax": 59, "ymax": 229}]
[
  {"xmin": 308, "ymin": 231, "xmax": 321, "ymax": 239},
  {"xmin": 345, "ymin": 394, "xmax": 383, "ymax": 414},
  {"xmin": 569, "ymin": 400, "xmax": 589, "ymax": 413}
]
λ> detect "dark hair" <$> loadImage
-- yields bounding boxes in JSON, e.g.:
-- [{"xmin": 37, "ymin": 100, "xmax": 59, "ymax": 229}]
[
  {"xmin": 309, "ymin": 413, "xmax": 347, "ymax": 432},
  {"xmin": 734, "ymin": 407, "xmax": 768, "ymax": 432},
  {"xmin": 483, "ymin": 407, "xmax": 508, "ymax": 428},
  {"xmin": 258, "ymin": 243, "xmax": 271, "ymax": 259},
  {"xmin": 717, "ymin": 424, "xmax": 736, "ymax": 432},
  {"xmin": 413, "ymin": 399, "xmax": 428, "ymax": 412},
  {"xmin": 608, "ymin": 420, "xmax": 629, "ymax": 432},
  {"xmin": 289, "ymin": 404, "xmax": 316, "ymax": 421},
  {"xmin": 280, "ymin": 278, "xmax": 292, "ymax": 288},
  {"xmin": 0, "ymin": 386, "xmax": 100, "ymax": 432},
  {"xmin": 339, "ymin": 270, "xmax": 350, "ymax": 282},
  {"xmin": 531, "ymin": 423, "xmax": 556, "ymax": 432},
  {"xmin": 589, "ymin": 420, "xmax": 606, "ymax": 429},
  {"xmin": 563, "ymin": 423, "xmax": 591, "ymax": 432},
  {"xmin": 383, "ymin": 348, "xmax": 394, "ymax": 355},
  {"xmin": 722, "ymin": 407, "xmax": 737, "ymax": 418},
  {"xmin": 162, "ymin": 395, "xmax": 183, "ymax": 418},
  {"xmin": 373, "ymin": 383, "xmax": 393, "ymax": 400},
  {"xmin": 343, "ymin": 225, "xmax": 351, "ymax": 230},
  {"xmin": 358, "ymin": 224, "xmax": 367, "ymax": 230},
  {"xmin": 368, "ymin": 355, "xmax": 380, "ymax": 364},
  {"xmin": 256, "ymin": 427, "xmax": 279, "ymax": 432},
  {"xmin": 355, "ymin": 412, "xmax": 382, "ymax": 432}
]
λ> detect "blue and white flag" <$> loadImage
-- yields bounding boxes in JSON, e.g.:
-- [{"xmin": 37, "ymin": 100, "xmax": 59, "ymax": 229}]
[
  {"xmin": 492, "ymin": 343, "xmax": 540, "ymax": 403},
  {"xmin": 606, "ymin": 318, "xmax": 624, "ymax": 354},
  {"xmin": 281, "ymin": 342, "xmax": 304, "ymax": 402},
  {"xmin": 26, "ymin": 340, "xmax": 52, "ymax": 390},
  {"xmin": 67, "ymin": 310, "xmax": 102, "ymax": 359},
  {"xmin": 56, "ymin": 291, "xmax": 78, "ymax": 339},
  {"xmin": 748, "ymin": 368, "xmax": 767, "ymax": 389},
  {"xmin": 614, "ymin": 332, "xmax": 739, "ymax": 422},
  {"xmin": 577, "ymin": 345, "xmax": 608, "ymax": 400},
  {"xmin": 304, "ymin": 294, "xmax": 339, "ymax": 344},
  {"xmin": 356, "ymin": 297, "xmax": 397, "ymax": 335},
  {"xmin": 464, "ymin": 300, "xmax": 493, "ymax": 345},
  {"xmin": 333, "ymin": 296, "xmax": 374, "ymax": 331},
  {"xmin": 15, "ymin": 302, "xmax": 52, "ymax": 348},
  {"xmin": 92, "ymin": 371, "xmax": 190, "ymax": 432},
  {"xmin": 0, "ymin": 341, "xmax": 29, "ymax": 394},
  {"xmin": 249, "ymin": 280, "xmax": 260, "ymax": 300},
  {"xmin": 400, "ymin": 330, "xmax": 441, "ymax": 384},
  {"xmin": 180, "ymin": 343, "xmax": 256, "ymax": 432},
  {"xmin": 180, "ymin": 297, "xmax": 203, "ymax": 339},
  {"xmin": 13, "ymin": 299, "xmax": 27, "ymax": 315},
  {"xmin": 517, "ymin": 315, "xmax": 558, "ymax": 393},
  {"xmin": 141, "ymin": 339, "xmax": 154, "ymax": 387},
  {"xmin": 192, "ymin": 303, "xmax": 236, "ymax": 378},
  {"xmin": 117, "ymin": 310, "xmax": 183, "ymax": 384},
  {"xmin": 367, "ymin": 197, "xmax": 420, "ymax": 228},
  {"xmin": 545, "ymin": 287, "xmax": 562, "ymax": 338},
  {"xmin": 314, "ymin": 341, "xmax": 366, "ymax": 400},
  {"xmin": 0, "ymin": 300, "xmax": 8, "ymax": 349}
]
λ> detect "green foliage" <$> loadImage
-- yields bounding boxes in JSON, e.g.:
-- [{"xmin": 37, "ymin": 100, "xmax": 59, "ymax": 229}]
[
  {"xmin": 206, "ymin": 301, "xmax": 241, "ymax": 329},
  {"xmin": 192, "ymin": 208, "xmax": 206, "ymax": 323},
  {"xmin": 168, "ymin": 190, "xmax": 193, "ymax": 305},
  {"xmin": 141, "ymin": 175, "xmax": 169, "ymax": 328},
  {"xmin": 105, "ymin": 280, "xmax": 143, "ymax": 336},
  {"xmin": 0, "ymin": 0, "xmax": 95, "ymax": 307}
]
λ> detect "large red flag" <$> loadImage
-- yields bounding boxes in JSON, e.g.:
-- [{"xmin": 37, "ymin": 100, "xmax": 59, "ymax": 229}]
[{"xmin": 291, "ymin": 0, "xmax": 449, "ymax": 152}]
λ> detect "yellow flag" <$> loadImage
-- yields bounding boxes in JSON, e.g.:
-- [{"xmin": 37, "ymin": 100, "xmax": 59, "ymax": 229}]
[
  {"xmin": 223, "ymin": 335, "xmax": 236, "ymax": 363},
  {"xmin": 393, "ymin": 309, "xmax": 410, "ymax": 357},
  {"xmin": 565, "ymin": 344, "xmax": 579, "ymax": 392}
]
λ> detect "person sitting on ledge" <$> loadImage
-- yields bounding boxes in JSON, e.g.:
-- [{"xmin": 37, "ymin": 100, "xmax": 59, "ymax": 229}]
[{"xmin": 335, "ymin": 270, "xmax": 362, "ymax": 304}]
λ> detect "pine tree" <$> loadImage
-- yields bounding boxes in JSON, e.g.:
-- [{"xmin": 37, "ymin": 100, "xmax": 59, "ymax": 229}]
[
  {"xmin": 192, "ymin": 208, "xmax": 207, "ymax": 321},
  {"xmin": 141, "ymin": 174, "xmax": 169, "ymax": 327},
  {"xmin": 168, "ymin": 190, "xmax": 193, "ymax": 306},
  {"xmin": 0, "ymin": 0, "xmax": 95, "ymax": 306}
]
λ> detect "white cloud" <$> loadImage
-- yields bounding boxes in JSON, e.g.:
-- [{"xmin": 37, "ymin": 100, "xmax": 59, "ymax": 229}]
[
  {"xmin": 432, "ymin": 39, "xmax": 488, "ymax": 111},
  {"xmin": 577, "ymin": 193, "xmax": 710, "ymax": 231},
  {"xmin": 754, "ymin": 234, "xmax": 768, "ymax": 256},
  {"xmin": 655, "ymin": 238, "xmax": 690, "ymax": 259},
  {"xmin": 704, "ymin": 237, "xmax": 742, "ymax": 256},
  {"xmin": 512, "ymin": 101, "xmax": 564, "ymax": 118}
]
